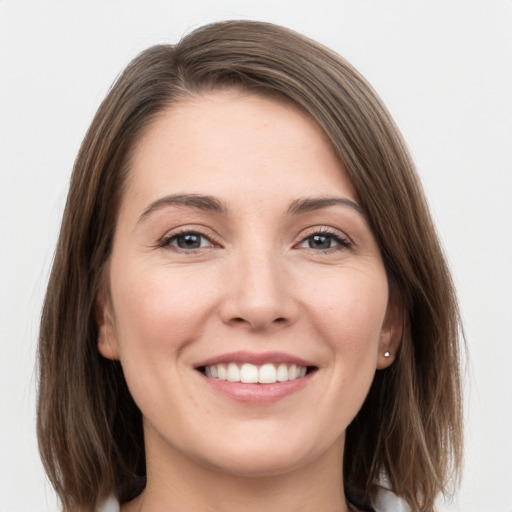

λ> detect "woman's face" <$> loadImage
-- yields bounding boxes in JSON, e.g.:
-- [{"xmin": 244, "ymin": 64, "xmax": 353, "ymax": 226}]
[{"xmin": 98, "ymin": 91, "xmax": 400, "ymax": 477}]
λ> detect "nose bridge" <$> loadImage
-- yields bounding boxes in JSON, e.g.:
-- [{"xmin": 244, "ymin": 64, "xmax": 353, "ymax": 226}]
[{"xmin": 222, "ymin": 236, "xmax": 295, "ymax": 330}]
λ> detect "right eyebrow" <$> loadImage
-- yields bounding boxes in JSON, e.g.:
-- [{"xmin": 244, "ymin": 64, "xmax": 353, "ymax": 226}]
[{"xmin": 138, "ymin": 194, "xmax": 227, "ymax": 223}]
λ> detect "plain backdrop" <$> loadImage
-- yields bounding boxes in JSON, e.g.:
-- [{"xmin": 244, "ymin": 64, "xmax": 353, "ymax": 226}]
[{"xmin": 1, "ymin": 1, "xmax": 511, "ymax": 511}]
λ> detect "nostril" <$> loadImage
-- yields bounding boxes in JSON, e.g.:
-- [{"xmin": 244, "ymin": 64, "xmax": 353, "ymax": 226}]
[
  {"xmin": 225, "ymin": 311, "xmax": 292, "ymax": 330},
  {"xmin": 230, "ymin": 317, "xmax": 286, "ymax": 324}
]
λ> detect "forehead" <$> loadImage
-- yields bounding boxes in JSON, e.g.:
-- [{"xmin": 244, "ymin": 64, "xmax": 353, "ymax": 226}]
[{"xmin": 121, "ymin": 91, "xmax": 357, "ymax": 216}]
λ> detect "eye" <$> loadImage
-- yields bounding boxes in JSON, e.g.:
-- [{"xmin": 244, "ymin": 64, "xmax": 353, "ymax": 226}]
[
  {"xmin": 298, "ymin": 230, "xmax": 351, "ymax": 251},
  {"xmin": 161, "ymin": 231, "xmax": 214, "ymax": 251}
]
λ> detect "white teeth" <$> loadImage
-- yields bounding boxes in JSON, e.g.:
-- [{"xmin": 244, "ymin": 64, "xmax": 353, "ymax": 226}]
[
  {"xmin": 240, "ymin": 363, "xmax": 259, "ymax": 383},
  {"xmin": 259, "ymin": 363, "xmax": 277, "ymax": 384},
  {"xmin": 217, "ymin": 364, "xmax": 227, "ymax": 380},
  {"xmin": 203, "ymin": 362, "xmax": 309, "ymax": 384},
  {"xmin": 227, "ymin": 363, "xmax": 241, "ymax": 382},
  {"xmin": 276, "ymin": 363, "xmax": 288, "ymax": 382}
]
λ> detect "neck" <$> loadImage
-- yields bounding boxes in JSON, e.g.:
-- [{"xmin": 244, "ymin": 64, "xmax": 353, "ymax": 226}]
[{"xmin": 125, "ymin": 430, "xmax": 349, "ymax": 512}]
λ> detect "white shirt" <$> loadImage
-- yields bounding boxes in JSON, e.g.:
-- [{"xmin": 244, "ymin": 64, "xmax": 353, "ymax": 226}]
[{"xmin": 97, "ymin": 488, "xmax": 411, "ymax": 512}]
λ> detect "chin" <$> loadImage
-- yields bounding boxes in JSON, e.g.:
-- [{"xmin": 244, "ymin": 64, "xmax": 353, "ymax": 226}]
[
  {"xmin": 188, "ymin": 423, "xmax": 344, "ymax": 478},
  {"xmin": 200, "ymin": 446, "xmax": 315, "ymax": 478}
]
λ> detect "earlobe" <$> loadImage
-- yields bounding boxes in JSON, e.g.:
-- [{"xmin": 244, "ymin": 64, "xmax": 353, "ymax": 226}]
[
  {"xmin": 95, "ymin": 290, "xmax": 120, "ymax": 361},
  {"xmin": 376, "ymin": 293, "xmax": 403, "ymax": 370},
  {"xmin": 98, "ymin": 331, "xmax": 120, "ymax": 360}
]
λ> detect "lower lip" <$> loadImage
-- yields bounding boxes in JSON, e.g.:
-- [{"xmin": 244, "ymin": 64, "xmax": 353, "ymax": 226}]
[{"xmin": 198, "ymin": 371, "xmax": 313, "ymax": 404}]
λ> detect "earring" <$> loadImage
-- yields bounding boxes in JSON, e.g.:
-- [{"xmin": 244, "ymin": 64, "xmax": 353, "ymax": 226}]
[{"xmin": 384, "ymin": 351, "xmax": 391, "ymax": 358}]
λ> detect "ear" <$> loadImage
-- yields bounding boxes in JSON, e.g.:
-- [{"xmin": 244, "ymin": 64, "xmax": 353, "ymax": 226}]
[
  {"xmin": 376, "ymin": 292, "xmax": 403, "ymax": 370},
  {"xmin": 95, "ymin": 287, "xmax": 120, "ymax": 361}
]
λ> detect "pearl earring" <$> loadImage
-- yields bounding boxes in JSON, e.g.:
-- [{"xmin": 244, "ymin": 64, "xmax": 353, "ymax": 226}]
[{"xmin": 384, "ymin": 351, "xmax": 391, "ymax": 358}]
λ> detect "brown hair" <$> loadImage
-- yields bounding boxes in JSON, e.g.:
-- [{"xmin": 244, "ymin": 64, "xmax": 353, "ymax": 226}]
[{"xmin": 37, "ymin": 20, "xmax": 463, "ymax": 512}]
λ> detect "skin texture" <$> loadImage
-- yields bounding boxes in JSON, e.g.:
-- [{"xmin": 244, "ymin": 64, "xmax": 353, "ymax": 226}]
[{"xmin": 97, "ymin": 91, "xmax": 402, "ymax": 512}]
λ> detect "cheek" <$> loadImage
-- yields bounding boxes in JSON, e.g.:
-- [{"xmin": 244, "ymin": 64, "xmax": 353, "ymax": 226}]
[
  {"xmin": 302, "ymin": 266, "xmax": 389, "ymax": 355},
  {"xmin": 107, "ymin": 261, "xmax": 220, "ymax": 415},
  {"xmin": 109, "ymin": 260, "xmax": 219, "ymax": 358}
]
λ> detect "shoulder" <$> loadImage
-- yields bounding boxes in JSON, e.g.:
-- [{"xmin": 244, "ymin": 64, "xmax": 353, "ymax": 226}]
[{"xmin": 96, "ymin": 496, "xmax": 120, "ymax": 512}]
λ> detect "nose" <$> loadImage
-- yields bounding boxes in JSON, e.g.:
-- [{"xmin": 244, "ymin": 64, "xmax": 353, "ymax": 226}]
[{"xmin": 219, "ymin": 247, "xmax": 298, "ymax": 332}]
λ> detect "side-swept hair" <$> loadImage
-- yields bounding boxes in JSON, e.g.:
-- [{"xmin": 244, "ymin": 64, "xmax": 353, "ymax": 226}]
[{"xmin": 38, "ymin": 20, "xmax": 463, "ymax": 512}]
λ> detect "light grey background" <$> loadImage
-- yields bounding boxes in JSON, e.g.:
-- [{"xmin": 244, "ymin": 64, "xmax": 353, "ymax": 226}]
[{"xmin": 1, "ymin": 1, "xmax": 511, "ymax": 511}]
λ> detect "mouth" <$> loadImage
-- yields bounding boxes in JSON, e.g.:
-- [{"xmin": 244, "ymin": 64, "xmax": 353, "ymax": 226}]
[
  {"xmin": 198, "ymin": 362, "xmax": 317, "ymax": 384},
  {"xmin": 194, "ymin": 352, "xmax": 318, "ymax": 402}
]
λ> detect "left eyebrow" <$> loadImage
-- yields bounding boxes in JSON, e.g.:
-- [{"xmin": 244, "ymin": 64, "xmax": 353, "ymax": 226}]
[{"xmin": 287, "ymin": 197, "xmax": 363, "ymax": 216}]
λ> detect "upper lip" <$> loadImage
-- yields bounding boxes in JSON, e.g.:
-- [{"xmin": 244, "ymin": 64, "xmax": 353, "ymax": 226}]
[{"xmin": 194, "ymin": 351, "xmax": 316, "ymax": 368}]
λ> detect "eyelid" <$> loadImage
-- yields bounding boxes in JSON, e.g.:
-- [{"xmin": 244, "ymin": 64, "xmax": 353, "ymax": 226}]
[
  {"xmin": 295, "ymin": 226, "xmax": 352, "ymax": 250},
  {"xmin": 158, "ymin": 226, "xmax": 222, "ymax": 251},
  {"xmin": 155, "ymin": 224, "xmax": 352, "ymax": 252}
]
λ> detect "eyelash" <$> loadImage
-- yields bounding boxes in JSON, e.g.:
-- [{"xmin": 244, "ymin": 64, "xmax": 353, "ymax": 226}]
[
  {"xmin": 296, "ymin": 228, "xmax": 352, "ymax": 252},
  {"xmin": 159, "ymin": 229, "xmax": 219, "ymax": 252},
  {"xmin": 158, "ymin": 227, "xmax": 351, "ymax": 253}
]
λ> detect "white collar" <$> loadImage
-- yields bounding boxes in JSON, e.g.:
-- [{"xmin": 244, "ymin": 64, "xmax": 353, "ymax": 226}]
[{"xmin": 97, "ymin": 488, "xmax": 410, "ymax": 512}]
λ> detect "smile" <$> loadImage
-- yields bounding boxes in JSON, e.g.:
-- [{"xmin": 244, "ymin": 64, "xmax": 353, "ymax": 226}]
[
  {"xmin": 202, "ymin": 362, "xmax": 310, "ymax": 384},
  {"xmin": 194, "ymin": 352, "xmax": 317, "ymax": 402}
]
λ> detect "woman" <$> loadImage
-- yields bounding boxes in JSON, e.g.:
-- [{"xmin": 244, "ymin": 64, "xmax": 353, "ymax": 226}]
[{"xmin": 37, "ymin": 20, "xmax": 463, "ymax": 512}]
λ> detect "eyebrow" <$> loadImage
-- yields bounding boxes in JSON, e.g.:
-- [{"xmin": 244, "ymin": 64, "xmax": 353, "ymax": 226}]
[
  {"xmin": 287, "ymin": 197, "xmax": 363, "ymax": 216},
  {"xmin": 138, "ymin": 193, "xmax": 363, "ymax": 223},
  {"xmin": 138, "ymin": 194, "xmax": 227, "ymax": 223}
]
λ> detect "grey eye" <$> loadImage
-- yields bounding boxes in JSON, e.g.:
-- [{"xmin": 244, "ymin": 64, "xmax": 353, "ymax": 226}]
[
  {"xmin": 306, "ymin": 234, "xmax": 334, "ymax": 249},
  {"xmin": 166, "ymin": 232, "xmax": 211, "ymax": 250},
  {"xmin": 176, "ymin": 234, "xmax": 202, "ymax": 249},
  {"xmin": 298, "ymin": 231, "xmax": 351, "ymax": 251}
]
